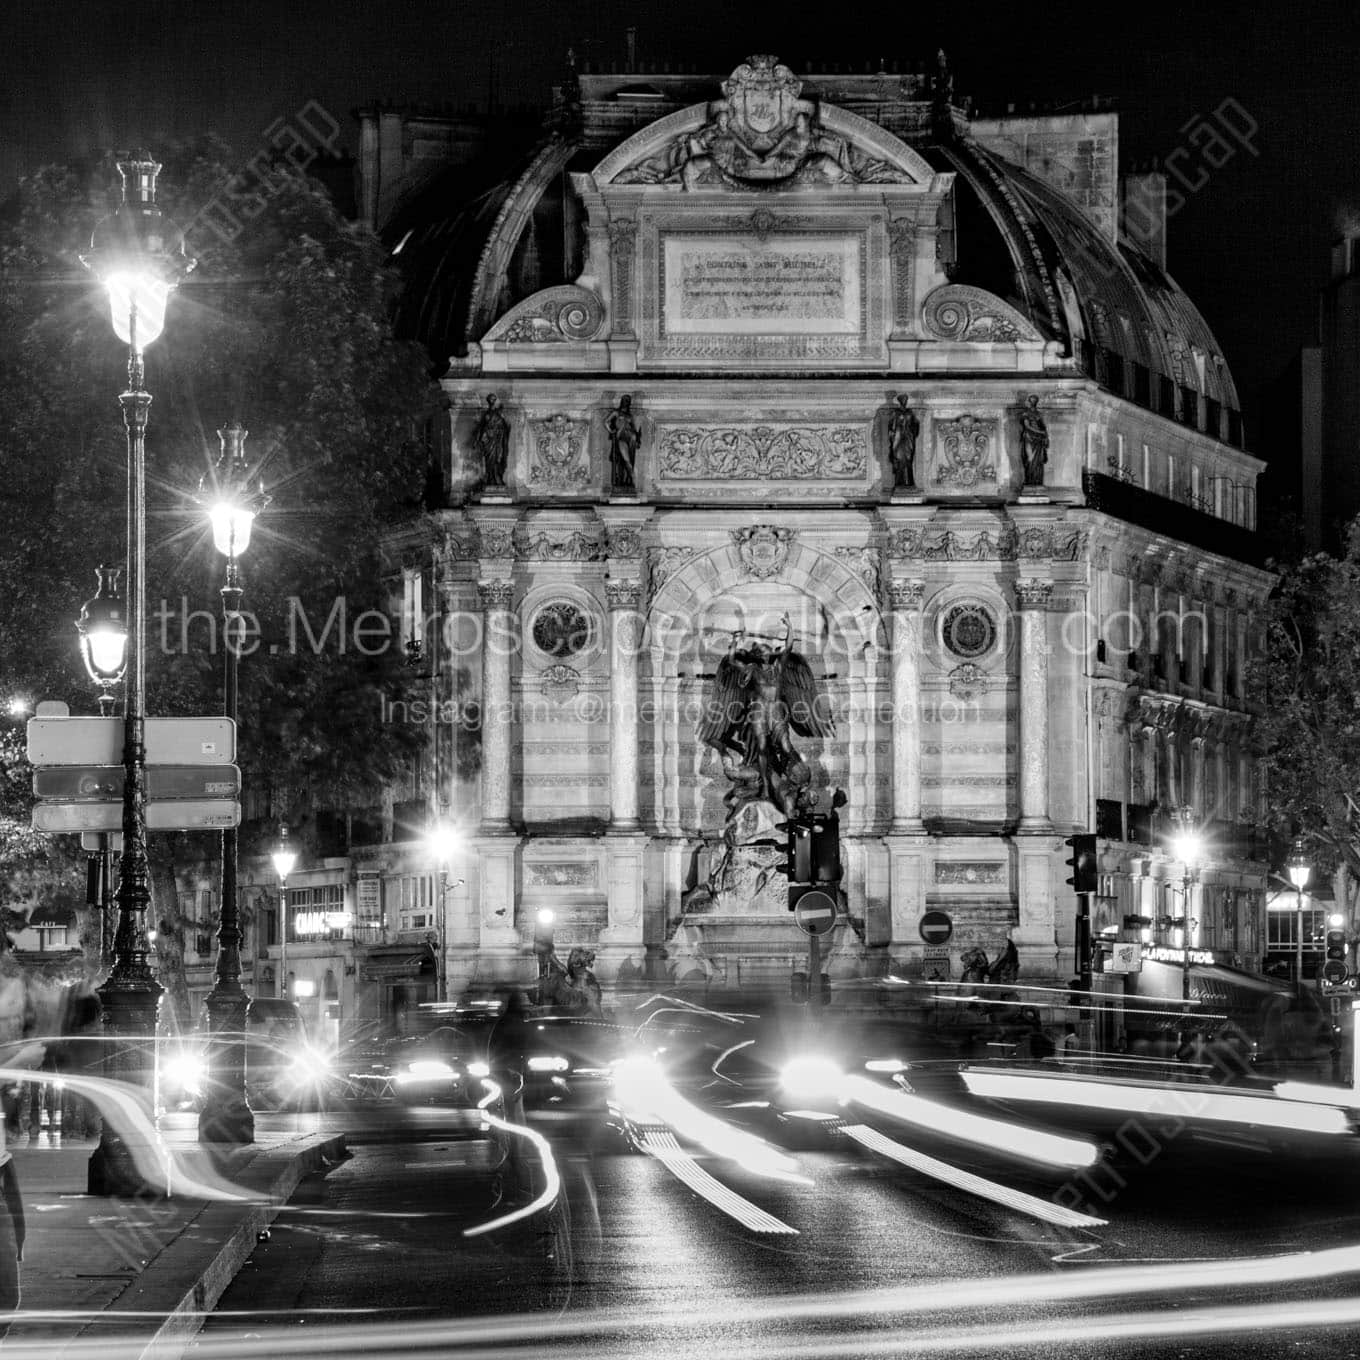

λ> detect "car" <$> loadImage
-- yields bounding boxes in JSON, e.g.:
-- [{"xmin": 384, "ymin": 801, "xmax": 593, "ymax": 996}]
[{"xmin": 245, "ymin": 998, "xmax": 331, "ymax": 1111}]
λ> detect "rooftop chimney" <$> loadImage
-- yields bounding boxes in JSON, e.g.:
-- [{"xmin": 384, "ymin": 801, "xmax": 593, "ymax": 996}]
[{"xmin": 1120, "ymin": 168, "xmax": 1167, "ymax": 270}]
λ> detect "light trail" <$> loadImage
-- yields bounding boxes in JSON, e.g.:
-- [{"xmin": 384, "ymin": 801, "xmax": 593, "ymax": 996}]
[
  {"xmin": 637, "ymin": 1129, "xmax": 799, "ymax": 1235},
  {"xmin": 461, "ymin": 1079, "xmax": 562, "ymax": 1238},
  {"xmin": 961, "ymin": 1067, "xmax": 1356, "ymax": 1136},
  {"xmin": 838, "ymin": 1123, "xmax": 1106, "ymax": 1229}
]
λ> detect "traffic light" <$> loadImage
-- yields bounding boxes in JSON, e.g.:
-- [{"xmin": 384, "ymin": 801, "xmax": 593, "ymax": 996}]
[
  {"xmin": 1323, "ymin": 920, "xmax": 1349, "ymax": 985},
  {"xmin": 810, "ymin": 811, "xmax": 842, "ymax": 885},
  {"xmin": 818, "ymin": 972, "xmax": 832, "ymax": 1006},
  {"xmin": 790, "ymin": 971, "xmax": 808, "ymax": 1002},
  {"xmin": 1064, "ymin": 834, "xmax": 1098, "ymax": 895}
]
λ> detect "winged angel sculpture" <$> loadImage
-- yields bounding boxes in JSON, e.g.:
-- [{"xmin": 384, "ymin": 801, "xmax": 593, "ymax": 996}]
[{"xmin": 697, "ymin": 615, "xmax": 835, "ymax": 823}]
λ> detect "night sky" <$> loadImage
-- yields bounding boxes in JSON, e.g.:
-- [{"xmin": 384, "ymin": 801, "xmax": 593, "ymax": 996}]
[{"xmin": 5, "ymin": 0, "xmax": 1359, "ymax": 433}]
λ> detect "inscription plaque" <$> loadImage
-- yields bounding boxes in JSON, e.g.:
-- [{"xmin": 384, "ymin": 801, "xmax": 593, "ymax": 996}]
[{"xmin": 663, "ymin": 235, "xmax": 861, "ymax": 336}]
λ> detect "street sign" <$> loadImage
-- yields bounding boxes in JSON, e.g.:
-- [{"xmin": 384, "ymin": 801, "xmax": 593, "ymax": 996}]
[
  {"xmin": 33, "ymin": 800, "xmax": 241, "ymax": 833},
  {"xmin": 794, "ymin": 890, "xmax": 837, "ymax": 936},
  {"xmin": 81, "ymin": 832, "xmax": 123, "ymax": 852},
  {"xmin": 33, "ymin": 765, "xmax": 241, "ymax": 801},
  {"xmin": 919, "ymin": 909, "xmax": 954, "ymax": 945},
  {"xmin": 26, "ymin": 716, "xmax": 235, "ymax": 766}
]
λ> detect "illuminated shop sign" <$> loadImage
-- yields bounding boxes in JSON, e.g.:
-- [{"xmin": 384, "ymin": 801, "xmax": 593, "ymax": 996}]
[
  {"xmin": 1142, "ymin": 945, "xmax": 1216, "ymax": 966},
  {"xmin": 295, "ymin": 910, "xmax": 352, "ymax": 936}
]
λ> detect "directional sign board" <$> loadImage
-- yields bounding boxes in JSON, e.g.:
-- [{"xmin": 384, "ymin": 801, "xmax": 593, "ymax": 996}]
[
  {"xmin": 794, "ymin": 890, "xmax": 838, "ymax": 937},
  {"xmin": 33, "ymin": 765, "xmax": 241, "ymax": 801},
  {"xmin": 26, "ymin": 717, "xmax": 235, "ymax": 767},
  {"xmin": 33, "ymin": 800, "xmax": 241, "ymax": 833}
]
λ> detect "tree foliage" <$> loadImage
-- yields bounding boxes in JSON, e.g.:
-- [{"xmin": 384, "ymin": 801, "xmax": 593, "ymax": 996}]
[
  {"xmin": 0, "ymin": 140, "xmax": 443, "ymax": 1017},
  {"xmin": 1255, "ymin": 522, "xmax": 1360, "ymax": 906}
]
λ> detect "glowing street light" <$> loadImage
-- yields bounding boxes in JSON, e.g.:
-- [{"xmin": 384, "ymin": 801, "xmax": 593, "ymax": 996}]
[
  {"xmin": 1286, "ymin": 837, "xmax": 1312, "ymax": 994},
  {"xmin": 272, "ymin": 826, "xmax": 299, "ymax": 1000}
]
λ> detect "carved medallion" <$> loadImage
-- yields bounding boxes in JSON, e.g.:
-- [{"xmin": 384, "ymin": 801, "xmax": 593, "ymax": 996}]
[
  {"xmin": 657, "ymin": 424, "xmax": 866, "ymax": 480},
  {"xmin": 921, "ymin": 284, "xmax": 1041, "ymax": 343},
  {"xmin": 948, "ymin": 663, "xmax": 989, "ymax": 701},
  {"xmin": 529, "ymin": 415, "xmax": 590, "ymax": 488},
  {"xmin": 933, "ymin": 416, "xmax": 997, "ymax": 490},
  {"xmin": 539, "ymin": 664, "xmax": 582, "ymax": 704},
  {"xmin": 493, "ymin": 286, "xmax": 605, "ymax": 344},
  {"xmin": 530, "ymin": 602, "xmax": 596, "ymax": 659},
  {"xmin": 606, "ymin": 525, "xmax": 643, "ymax": 560},
  {"xmin": 941, "ymin": 604, "xmax": 998, "ymax": 660},
  {"xmin": 731, "ymin": 525, "xmax": 795, "ymax": 580}
]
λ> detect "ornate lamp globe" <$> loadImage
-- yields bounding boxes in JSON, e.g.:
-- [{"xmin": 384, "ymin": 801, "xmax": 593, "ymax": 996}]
[
  {"xmin": 425, "ymin": 821, "xmax": 461, "ymax": 866},
  {"xmin": 75, "ymin": 564, "xmax": 129, "ymax": 688},
  {"xmin": 1285, "ymin": 837, "xmax": 1311, "ymax": 892},
  {"xmin": 198, "ymin": 423, "xmax": 269, "ymax": 559},
  {"xmin": 80, "ymin": 151, "xmax": 194, "ymax": 350},
  {"xmin": 271, "ymin": 826, "xmax": 298, "ymax": 883},
  {"xmin": 1168, "ymin": 805, "xmax": 1202, "ymax": 868}
]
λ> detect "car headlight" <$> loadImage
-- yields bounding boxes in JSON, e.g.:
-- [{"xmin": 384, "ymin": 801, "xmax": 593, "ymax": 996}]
[
  {"xmin": 394, "ymin": 1059, "xmax": 456, "ymax": 1084},
  {"xmin": 163, "ymin": 1049, "xmax": 208, "ymax": 1094},
  {"xmin": 527, "ymin": 1055, "xmax": 569, "ymax": 1073},
  {"xmin": 779, "ymin": 1056, "xmax": 846, "ymax": 1107},
  {"xmin": 284, "ymin": 1047, "xmax": 331, "ymax": 1087}
]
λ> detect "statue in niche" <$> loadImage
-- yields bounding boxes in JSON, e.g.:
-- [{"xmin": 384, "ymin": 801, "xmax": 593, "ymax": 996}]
[
  {"xmin": 615, "ymin": 55, "xmax": 910, "ymax": 189},
  {"xmin": 1018, "ymin": 395, "xmax": 1049, "ymax": 488},
  {"xmin": 472, "ymin": 393, "xmax": 510, "ymax": 491},
  {"xmin": 606, "ymin": 394, "xmax": 641, "ymax": 491},
  {"xmin": 886, "ymin": 395, "xmax": 921, "ymax": 490},
  {"xmin": 697, "ymin": 614, "xmax": 835, "ymax": 823}
]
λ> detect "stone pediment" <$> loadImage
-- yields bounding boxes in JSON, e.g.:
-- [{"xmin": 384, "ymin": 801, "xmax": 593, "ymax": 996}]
[
  {"xmin": 594, "ymin": 55, "xmax": 935, "ymax": 190},
  {"xmin": 482, "ymin": 285, "xmax": 606, "ymax": 345},
  {"xmin": 920, "ymin": 284, "xmax": 1043, "ymax": 344}
]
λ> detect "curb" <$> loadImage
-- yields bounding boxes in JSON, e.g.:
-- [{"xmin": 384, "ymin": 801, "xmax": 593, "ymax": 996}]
[{"xmin": 66, "ymin": 1132, "xmax": 348, "ymax": 1360}]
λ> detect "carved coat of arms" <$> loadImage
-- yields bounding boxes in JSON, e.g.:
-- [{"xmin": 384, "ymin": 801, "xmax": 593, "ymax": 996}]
[
  {"xmin": 731, "ymin": 525, "xmax": 794, "ymax": 579},
  {"xmin": 933, "ymin": 416, "xmax": 998, "ymax": 490},
  {"xmin": 529, "ymin": 414, "xmax": 589, "ymax": 488}
]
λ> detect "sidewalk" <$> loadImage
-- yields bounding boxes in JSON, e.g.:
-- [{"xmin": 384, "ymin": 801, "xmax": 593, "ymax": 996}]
[{"xmin": 4, "ymin": 1116, "xmax": 349, "ymax": 1360}]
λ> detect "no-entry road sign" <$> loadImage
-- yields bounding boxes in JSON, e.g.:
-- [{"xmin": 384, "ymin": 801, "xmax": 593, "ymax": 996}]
[
  {"xmin": 794, "ymin": 891, "xmax": 838, "ymax": 936},
  {"xmin": 33, "ymin": 765, "xmax": 241, "ymax": 801},
  {"xmin": 919, "ymin": 909, "xmax": 954, "ymax": 945},
  {"xmin": 26, "ymin": 717, "xmax": 235, "ymax": 767},
  {"xmin": 33, "ymin": 799, "xmax": 241, "ymax": 834}
]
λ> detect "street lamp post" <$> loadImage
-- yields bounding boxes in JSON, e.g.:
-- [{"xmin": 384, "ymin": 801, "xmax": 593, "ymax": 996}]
[
  {"xmin": 198, "ymin": 424, "xmax": 269, "ymax": 1144},
  {"xmin": 273, "ymin": 827, "xmax": 298, "ymax": 1001},
  {"xmin": 1168, "ymin": 806, "xmax": 1203, "ymax": 1055},
  {"xmin": 81, "ymin": 152, "xmax": 193, "ymax": 1196},
  {"xmin": 425, "ymin": 822, "xmax": 462, "ymax": 1003},
  {"xmin": 76, "ymin": 566, "xmax": 129, "ymax": 968},
  {"xmin": 1285, "ymin": 837, "xmax": 1311, "ymax": 997}
]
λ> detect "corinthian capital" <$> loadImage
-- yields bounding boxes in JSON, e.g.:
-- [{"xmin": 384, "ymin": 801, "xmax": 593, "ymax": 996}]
[
  {"xmin": 477, "ymin": 579, "xmax": 515, "ymax": 612},
  {"xmin": 1014, "ymin": 579, "xmax": 1054, "ymax": 611},
  {"xmin": 888, "ymin": 579, "xmax": 926, "ymax": 611}
]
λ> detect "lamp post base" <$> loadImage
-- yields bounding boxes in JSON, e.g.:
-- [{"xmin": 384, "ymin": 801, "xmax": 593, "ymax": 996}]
[
  {"xmin": 88, "ymin": 972, "xmax": 163, "ymax": 1197},
  {"xmin": 198, "ymin": 987, "xmax": 255, "ymax": 1145}
]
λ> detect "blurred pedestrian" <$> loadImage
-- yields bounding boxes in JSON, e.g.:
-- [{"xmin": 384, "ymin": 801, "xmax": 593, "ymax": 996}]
[{"xmin": 0, "ymin": 1094, "xmax": 26, "ymax": 1334}]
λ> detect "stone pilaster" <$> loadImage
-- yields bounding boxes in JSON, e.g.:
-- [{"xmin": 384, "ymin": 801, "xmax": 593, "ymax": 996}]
[
  {"xmin": 1015, "ymin": 579, "xmax": 1054, "ymax": 831},
  {"xmin": 477, "ymin": 578, "xmax": 514, "ymax": 831},
  {"xmin": 884, "ymin": 837, "xmax": 928, "ymax": 963},
  {"xmin": 888, "ymin": 578, "xmax": 926, "ymax": 833},
  {"xmin": 605, "ymin": 578, "xmax": 642, "ymax": 830}
]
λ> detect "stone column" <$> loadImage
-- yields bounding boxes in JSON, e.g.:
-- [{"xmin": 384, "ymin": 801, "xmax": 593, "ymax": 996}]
[
  {"xmin": 1015, "ymin": 579, "xmax": 1054, "ymax": 831},
  {"xmin": 477, "ymin": 579, "xmax": 514, "ymax": 831},
  {"xmin": 605, "ymin": 578, "xmax": 642, "ymax": 830},
  {"xmin": 888, "ymin": 579, "xmax": 926, "ymax": 833}
]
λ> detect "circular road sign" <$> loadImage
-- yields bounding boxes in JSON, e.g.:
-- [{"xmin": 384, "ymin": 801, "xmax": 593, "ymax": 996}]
[
  {"xmin": 1323, "ymin": 959, "xmax": 1350, "ymax": 986},
  {"xmin": 794, "ymin": 890, "xmax": 838, "ymax": 936},
  {"xmin": 919, "ymin": 910, "xmax": 954, "ymax": 945}
]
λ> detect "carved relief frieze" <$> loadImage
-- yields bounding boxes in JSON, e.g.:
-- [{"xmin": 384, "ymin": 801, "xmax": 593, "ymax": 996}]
[
  {"xmin": 731, "ymin": 525, "xmax": 795, "ymax": 579},
  {"xmin": 1017, "ymin": 526, "xmax": 1085, "ymax": 561},
  {"xmin": 935, "ymin": 862, "xmax": 1006, "ymax": 885},
  {"xmin": 539, "ymin": 664, "xmax": 582, "ymax": 703},
  {"xmin": 518, "ymin": 528, "xmax": 603, "ymax": 561},
  {"xmin": 528, "ymin": 415, "xmax": 590, "ymax": 489},
  {"xmin": 932, "ymin": 416, "xmax": 997, "ymax": 490},
  {"xmin": 656, "ymin": 424, "xmax": 867, "ymax": 480},
  {"xmin": 527, "ymin": 862, "xmax": 599, "ymax": 888},
  {"xmin": 921, "ymin": 284, "xmax": 1042, "ymax": 344},
  {"xmin": 444, "ymin": 530, "xmax": 479, "ymax": 562},
  {"xmin": 477, "ymin": 526, "xmax": 516, "ymax": 561},
  {"xmin": 494, "ymin": 285, "xmax": 605, "ymax": 344}
]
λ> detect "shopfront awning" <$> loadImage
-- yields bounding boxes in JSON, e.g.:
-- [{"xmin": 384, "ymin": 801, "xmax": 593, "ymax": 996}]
[
  {"xmin": 359, "ymin": 942, "xmax": 435, "ymax": 982},
  {"xmin": 1189, "ymin": 963, "xmax": 1294, "ymax": 1010}
]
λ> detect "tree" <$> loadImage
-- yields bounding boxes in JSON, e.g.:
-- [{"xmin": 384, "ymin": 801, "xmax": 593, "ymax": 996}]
[
  {"xmin": 0, "ymin": 140, "xmax": 442, "ymax": 1023},
  {"xmin": 1255, "ymin": 521, "xmax": 1360, "ymax": 916}
]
